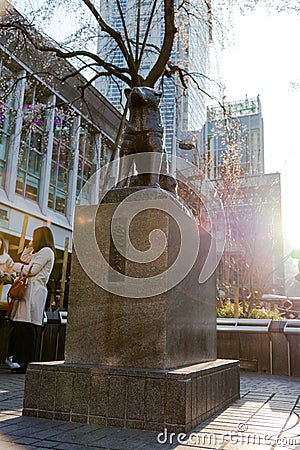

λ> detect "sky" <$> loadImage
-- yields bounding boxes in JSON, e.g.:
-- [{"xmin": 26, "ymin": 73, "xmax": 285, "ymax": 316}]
[{"xmin": 211, "ymin": 5, "xmax": 300, "ymax": 253}]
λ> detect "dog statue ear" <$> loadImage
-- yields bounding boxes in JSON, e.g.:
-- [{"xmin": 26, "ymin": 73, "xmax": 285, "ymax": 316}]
[{"xmin": 124, "ymin": 88, "xmax": 131, "ymax": 98}]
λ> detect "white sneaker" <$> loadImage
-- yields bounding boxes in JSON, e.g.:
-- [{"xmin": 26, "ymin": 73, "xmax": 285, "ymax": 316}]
[{"xmin": 5, "ymin": 356, "xmax": 20, "ymax": 370}]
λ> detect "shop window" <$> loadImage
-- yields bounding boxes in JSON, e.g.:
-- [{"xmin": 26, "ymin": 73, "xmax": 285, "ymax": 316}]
[
  {"xmin": 76, "ymin": 123, "xmax": 97, "ymax": 201},
  {"xmin": 16, "ymin": 82, "xmax": 50, "ymax": 202},
  {"xmin": 48, "ymin": 107, "xmax": 73, "ymax": 214},
  {"xmin": 0, "ymin": 62, "xmax": 15, "ymax": 187}
]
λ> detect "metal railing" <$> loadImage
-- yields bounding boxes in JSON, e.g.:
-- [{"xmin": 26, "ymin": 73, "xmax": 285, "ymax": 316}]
[
  {"xmin": 37, "ymin": 311, "xmax": 67, "ymax": 362},
  {"xmin": 283, "ymin": 320, "xmax": 300, "ymax": 376},
  {"xmin": 217, "ymin": 318, "xmax": 271, "ymax": 332},
  {"xmin": 217, "ymin": 318, "xmax": 300, "ymax": 376},
  {"xmin": 217, "ymin": 318, "xmax": 273, "ymax": 373}
]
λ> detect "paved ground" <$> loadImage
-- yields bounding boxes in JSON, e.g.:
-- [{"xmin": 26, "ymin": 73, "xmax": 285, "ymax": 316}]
[{"xmin": 0, "ymin": 366, "xmax": 299, "ymax": 449}]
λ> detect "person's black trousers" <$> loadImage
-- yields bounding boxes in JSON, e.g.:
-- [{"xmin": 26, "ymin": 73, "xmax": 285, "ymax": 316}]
[{"xmin": 8, "ymin": 321, "xmax": 38, "ymax": 366}]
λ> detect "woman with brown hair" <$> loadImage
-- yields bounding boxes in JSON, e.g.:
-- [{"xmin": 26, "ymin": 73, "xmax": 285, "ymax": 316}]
[{"xmin": 8, "ymin": 226, "xmax": 56, "ymax": 373}]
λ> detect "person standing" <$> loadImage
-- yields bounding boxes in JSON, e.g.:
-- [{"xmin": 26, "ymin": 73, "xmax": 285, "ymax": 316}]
[
  {"xmin": 0, "ymin": 233, "xmax": 15, "ymax": 294},
  {"xmin": 0, "ymin": 233, "xmax": 14, "ymax": 275},
  {"xmin": 8, "ymin": 226, "xmax": 56, "ymax": 373},
  {"xmin": 0, "ymin": 233, "xmax": 17, "ymax": 370}
]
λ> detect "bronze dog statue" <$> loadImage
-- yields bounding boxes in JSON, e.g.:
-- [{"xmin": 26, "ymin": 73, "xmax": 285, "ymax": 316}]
[{"xmin": 117, "ymin": 87, "xmax": 176, "ymax": 194}]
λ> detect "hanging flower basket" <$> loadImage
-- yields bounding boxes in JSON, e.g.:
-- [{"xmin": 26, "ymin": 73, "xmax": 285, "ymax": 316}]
[{"xmin": 22, "ymin": 103, "xmax": 45, "ymax": 126}]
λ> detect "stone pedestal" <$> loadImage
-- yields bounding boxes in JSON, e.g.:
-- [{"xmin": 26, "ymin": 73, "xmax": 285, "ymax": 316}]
[
  {"xmin": 23, "ymin": 188, "xmax": 240, "ymax": 431},
  {"xmin": 23, "ymin": 359, "xmax": 239, "ymax": 433},
  {"xmin": 64, "ymin": 188, "xmax": 217, "ymax": 369}
]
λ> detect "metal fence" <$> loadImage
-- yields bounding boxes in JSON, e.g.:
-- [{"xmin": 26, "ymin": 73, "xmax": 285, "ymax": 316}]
[
  {"xmin": 217, "ymin": 318, "xmax": 300, "ymax": 376},
  {"xmin": 36, "ymin": 311, "xmax": 67, "ymax": 362}
]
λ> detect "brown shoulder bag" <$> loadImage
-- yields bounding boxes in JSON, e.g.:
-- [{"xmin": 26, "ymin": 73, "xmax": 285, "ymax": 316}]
[{"xmin": 6, "ymin": 265, "xmax": 32, "ymax": 319}]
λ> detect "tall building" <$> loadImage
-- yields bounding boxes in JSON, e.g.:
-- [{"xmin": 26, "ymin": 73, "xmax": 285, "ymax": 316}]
[
  {"xmin": 216, "ymin": 173, "xmax": 285, "ymax": 296},
  {"xmin": 95, "ymin": 1, "xmax": 212, "ymax": 157},
  {"xmin": 201, "ymin": 96, "xmax": 264, "ymax": 179},
  {"xmin": 199, "ymin": 97, "xmax": 284, "ymax": 297}
]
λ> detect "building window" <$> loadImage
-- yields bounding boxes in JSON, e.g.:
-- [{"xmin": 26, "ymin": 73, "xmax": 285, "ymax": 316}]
[
  {"xmin": 0, "ymin": 62, "xmax": 15, "ymax": 187},
  {"xmin": 48, "ymin": 108, "xmax": 73, "ymax": 214},
  {"xmin": 16, "ymin": 82, "xmax": 49, "ymax": 202},
  {"xmin": 76, "ymin": 124, "xmax": 97, "ymax": 201}
]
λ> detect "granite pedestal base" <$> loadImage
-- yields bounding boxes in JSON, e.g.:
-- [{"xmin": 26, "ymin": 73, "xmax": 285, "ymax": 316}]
[
  {"xmin": 65, "ymin": 190, "xmax": 217, "ymax": 370},
  {"xmin": 23, "ymin": 359, "xmax": 239, "ymax": 433}
]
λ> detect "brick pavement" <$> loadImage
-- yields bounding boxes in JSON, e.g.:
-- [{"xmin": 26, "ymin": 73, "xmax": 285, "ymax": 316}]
[{"xmin": 0, "ymin": 366, "xmax": 299, "ymax": 449}]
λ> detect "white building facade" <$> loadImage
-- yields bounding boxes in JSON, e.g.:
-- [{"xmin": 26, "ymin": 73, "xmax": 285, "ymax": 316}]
[{"xmin": 0, "ymin": 30, "xmax": 121, "ymax": 302}]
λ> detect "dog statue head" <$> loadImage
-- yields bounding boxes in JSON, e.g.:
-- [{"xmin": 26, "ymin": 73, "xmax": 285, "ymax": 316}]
[{"xmin": 125, "ymin": 87, "xmax": 162, "ymax": 108}]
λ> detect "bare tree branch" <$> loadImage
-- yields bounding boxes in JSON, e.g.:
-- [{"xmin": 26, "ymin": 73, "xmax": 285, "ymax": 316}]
[
  {"xmin": 135, "ymin": 0, "xmax": 141, "ymax": 64},
  {"xmin": 136, "ymin": 0, "xmax": 159, "ymax": 73},
  {"xmin": 81, "ymin": 0, "xmax": 137, "ymax": 83},
  {"xmin": 145, "ymin": 0, "xmax": 177, "ymax": 87},
  {"xmin": 1, "ymin": 19, "xmax": 133, "ymax": 86},
  {"xmin": 115, "ymin": 0, "xmax": 136, "ymax": 69}
]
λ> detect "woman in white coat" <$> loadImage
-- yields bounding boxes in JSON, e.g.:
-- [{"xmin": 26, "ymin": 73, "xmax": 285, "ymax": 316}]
[{"xmin": 9, "ymin": 226, "xmax": 55, "ymax": 373}]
